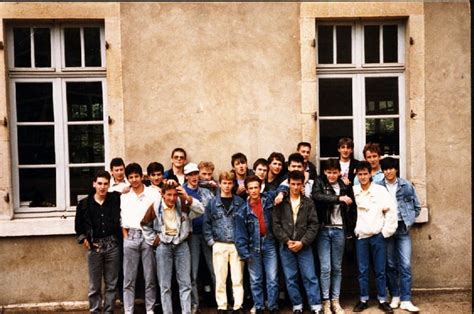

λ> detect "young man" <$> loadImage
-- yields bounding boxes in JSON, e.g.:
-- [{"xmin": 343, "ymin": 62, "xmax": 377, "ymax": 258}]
[
  {"xmin": 182, "ymin": 163, "xmax": 215, "ymax": 313},
  {"xmin": 164, "ymin": 147, "xmax": 187, "ymax": 185},
  {"xmin": 234, "ymin": 176, "xmax": 287, "ymax": 314},
  {"xmin": 312, "ymin": 159, "xmax": 356, "ymax": 314},
  {"xmin": 141, "ymin": 181, "xmax": 204, "ymax": 314},
  {"xmin": 337, "ymin": 137, "xmax": 359, "ymax": 186},
  {"xmin": 203, "ymin": 171, "xmax": 246, "ymax": 313},
  {"xmin": 296, "ymin": 142, "xmax": 317, "ymax": 180},
  {"xmin": 108, "ymin": 157, "xmax": 130, "ymax": 193},
  {"xmin": 273, "ymin": 171, "xmax": 322, "ymax": 314},
  {"xmin": 379, "ymin": 157, "xmax": 420, "ymax": 313},
  {"xmin": 265, "ymin": 152, "xmax": 286, "ymax": 192},
  {"xmin": 286, "ymin": 153, "xmax": 313, "ymax": 198},
  {"xmin": 198, "ymin": 161, "xmax": 218, "ymax": 193},
  {"xmin": 120, "ymin": 163, "xmax": 160, "ymax": 314},
  {"xmin": 354, "ymin": 143, "xmax": 384, "ymax": 185},
  {"xmin": 147, "ymin": 161, "xmax": 165, "ymax": 190},
  {"xmin": 352, "ymin": 161, "xmax": 398, "ymax": 313},
  {"xmin": 75, "ymin": 170, "xmax": 121, "ymax": 313},
  {"xmin": 231, "ymin": 152, "xmax": 254, "ymax": 199},
  {"xmin": 253, "ymin": 158, "xmax": 269, "ymax": 192}
]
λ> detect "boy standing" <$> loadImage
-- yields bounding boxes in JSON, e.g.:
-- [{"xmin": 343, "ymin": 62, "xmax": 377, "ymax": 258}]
[
  {"xmin": 231, "ymin": 152, "xmax": 254, "ymax": 199},
  {"xmin": 379, "ymin": 157, "xmax": 420, "ymax": 313},
  {"xmin": 253, "ymin": 158, "xmax": 269, "ymax": 192},
  {"xmin": 296, "ymin": 142, "xmax": 317, "ymax": 180},
  {"xmin": 164, "ymin": 148, "xmax": 187, "ymax": 185},
  {"xmin": 147, "ymin": 161, "xmax": 165, "ymax": 190},
  {"xmin": 337, "ymin": 137, "xmax": 359, "ymax": 186},
  {"xmin": 354, "ymin": 143, "xmax": 384, "ymax": 185},
  {"xmin": 108, "ymin": 157, "xmax": 129, "ymax": 193},
  {"xmin": 198, "ymin": 161, "xmax": 218, "ymax": 193}
]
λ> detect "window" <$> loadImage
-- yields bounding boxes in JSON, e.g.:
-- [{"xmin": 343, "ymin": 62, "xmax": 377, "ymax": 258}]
[
  {"xmin": 316, "ymin": 21, "xmax": 405, "ymax": 175},
  {"xmin": 7, "ymin": 23, "xmax": 107, "ymax": 215}
]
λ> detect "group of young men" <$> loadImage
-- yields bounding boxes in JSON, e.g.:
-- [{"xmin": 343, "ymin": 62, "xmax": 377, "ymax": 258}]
[{"xmin": 75, "ymin": 138, "xmax": 421, "ymax": 314}]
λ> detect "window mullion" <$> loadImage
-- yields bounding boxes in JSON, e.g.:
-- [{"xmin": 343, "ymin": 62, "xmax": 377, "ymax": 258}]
[
  {"xmin": 30, "ymin": 28, "xmax": 36, "ymax": 69},
  {"xmin": 54, "ymin": 78, "xmax": 67, "ymax": 210},
  {"xmin": 332, "ymin": 26, "xmax": 337, "ymax": 65},
  {"xmin": 80, "ymin": 27, "xmax": 85, "ymax": 67},
  {"xmin": 379, "ymin": 25, "xmax": 384, "ymax": 64},
  {"xmin": 353, "ymin": 74, "xmax": 365, "ymax": 160}
]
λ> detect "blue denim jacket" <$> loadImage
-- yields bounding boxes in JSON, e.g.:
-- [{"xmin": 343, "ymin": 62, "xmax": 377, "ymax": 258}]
[
  {"xmin": 378, "ymin": 177, "xmax": 421, "ymax": 229},
  {"xmin": 234, "ymin": 186, "xmax": 287, "ymax": 260},
  {"xmin": 202, "ymin": 192, "xmax": 245, "ymax": 246}
]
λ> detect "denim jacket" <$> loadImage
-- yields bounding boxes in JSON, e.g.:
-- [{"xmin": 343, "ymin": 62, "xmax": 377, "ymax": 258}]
[
  {"xmin": 202, "ymin": 191, "xmax": 245, "ymax": 246},
  {"xmin": 234, "ymin": 186, "xmax": 287, "ymax": 260},
  {"xmin": 378, "ymin": 177, "xmax": 421, "ymax": 229}
]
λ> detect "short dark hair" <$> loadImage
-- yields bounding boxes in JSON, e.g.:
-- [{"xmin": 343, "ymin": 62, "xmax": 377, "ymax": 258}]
[
  {"xmin": 323, "ymin": 158, "xmax": 341, "ymax": 171},
  {"xmin": 110, "ymin": 157, "xmax": 125, "ymax": 170},
  {"xmin": 125, "ymin": 163, "xmax": 143, "ymax": 178},
  {"xmin": 231, "ymin": 152, "xmax": 248, "ymax": 167},
  {"xmin": 267, "ymin": 152, "xmax": 285, "ymax": 164},
  {"xmin": 253, "ymin": 158, "xmax": 268, "ymax": 170},
  {"xmin": 363, "ymin": 143, "xmax": 381, "ymax": 158},
  {"xmin": 94, "ymin": 169, "xmax": 111, "ymax": 182},
  {"xmin": 355, "ymin": 161, "xmax": 372, "ymax": 174},
  {"xmin": 161, "ymin": 181, "xmax": 178, "ymax": 194},
  {"xmin": 288, "ymin": 152, "xmax": 305, "ymax": 165},
  {"xmin": 171, "ymin": 148, "xmax": 187, "ymax": 159},
  {"xmin": 380, "ymin": 157, "xmax": 399, "ymax": 171},
  {"xmin": 244, "ymin": 175, "xmax": 262, "ymax": 188},
  {"xmin": 297, "ymin": 142, "xmax": 311, "ymax": 151},
  {"xmin": 338, "ymin": 137, "xmax": 354, "ymax": 149},
  {"xmin": 147, "ymin": 162, "xmax": 164, "ymax": 175},
  {"xmin": 287, "ymin": 170, "xmax": 305, "ymax": 183}
]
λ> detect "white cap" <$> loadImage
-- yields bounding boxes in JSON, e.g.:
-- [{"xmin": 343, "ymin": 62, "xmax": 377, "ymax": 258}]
[{"xmin": 184, "ymin": 162, "xmax": 199, "ymax": 175}]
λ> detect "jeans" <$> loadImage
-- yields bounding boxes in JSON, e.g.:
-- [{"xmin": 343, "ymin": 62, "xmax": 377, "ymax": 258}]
[
  {"xmin": 157, "ymin": 241, "xmax": 192, "ymax": 314},
  {"xmin": 317, "ymin": 227, "xmax": 345, "ymax": 300},
  {"xmin": 386, "ymin": 221, "xmax": 413, "ymax": 301},
  {"xmin": 190, "ymin": 233, "xmax": 215, "ymax": 306},
  {"xmin": 87, "ymin": 236, "xmax": 120, "ymax": 313},
  {"xmin": 355, "ymin": 233, "xmax": 387, "ymax": 302},
  {"xmin": 247, "ymin": 236, "xmax": 279, "ymax": 310},
  {"xmin": 280, "ymin": 244, "xmax": 322, "ymax": 311},
  {"xmin": 123, "ymin": 229, "xmax": 157, "ymax": 313}
]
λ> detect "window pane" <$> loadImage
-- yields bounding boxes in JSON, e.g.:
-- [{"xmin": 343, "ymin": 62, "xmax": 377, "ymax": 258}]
[
  {"xmin": 383, "ymin": 25, "xmax": 398, "ymax": 63},
  {"xmin": 70, "ymin": 166, "xmax": 104, "ymax": 206},
  {"xmin": 68, "ymin": 125, "xmax": 104, "ymax": 164},
  {"xmin": 13, "ymin": 28, "xmax": 31, "ymax": 67},
  {"xmin": 16, "ymin": 82, "xmax": 54, "ymax": 122},
  {"xmin": 33, "ymin": 28, "xmax": 51, "ymax": 67},
  {"xmin": 64, "ymin": 28, "xmax": 81, "ymax": 67},
  {"xmin": 364, "ymin": 25, "xmax": 380, "ymax": 63},
  {"xmin": 365, "ymin": 77, "xmax": 399, "ymax": 115},
  {"xmin": 18, "ymin": 126, "xmax": 55, "ymax": 165},
  {"xmin": 319, "ymin": 78, "xmax": 353, "ymax": 116},
  {"xmin": 317, "ymin": 25, "xmax": 333, "ymax": 64},
  {"xmin": 66, "ymin": 82, "xmax": 104, "ymax": 121},
  {"xmin": 319, "ymin": 120, "xmax": 353, "ymax": 158},
  {"xmin": 366, "ymin": 118, "xmax": 399, "ymax": 155},
  {"xmin": 336, "ymin": 26, "xmax": 352, "ymax": 64},
  {"xmin": 84, "ymin": 27, "xmax": 101, "ymax": 67},
  {"xmin": 19, "ymin": 168, "xmax": 56, "ymax": 207}
]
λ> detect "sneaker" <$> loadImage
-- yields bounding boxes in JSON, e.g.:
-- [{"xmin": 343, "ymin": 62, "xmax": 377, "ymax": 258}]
[
  {"xmin": 311, "ymin": 310, "xmax": 322, "ymax": 314},
  {"xmin": 389, "ymin": 296, "xmax": 400, "ymax": 309},
  {"xmin": 400, "ymin": 301, "xmax": 420, "ymax": 313},
  {"xmin": 293, "ymin": 310, "xmax": 303, "ymax": 314},
  {"xmin": 378, "ymin": 302, "xmax": 394, "ymax": 313},
  {"xmin": 353, "ymin": 301, "xmax": 368, "ymax": 312},
  {"xmin": 322, "ymin": 300, "xmax": 331, "ymax": 313},
  {"xmin": 331, "ymin": 299, "xmax": 345, "ymax": 314}
]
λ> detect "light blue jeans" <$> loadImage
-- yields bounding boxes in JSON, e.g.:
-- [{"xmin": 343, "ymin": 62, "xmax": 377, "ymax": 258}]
[
  {"xmin": 386, "ymin": 221, "xmax": 413, "ymax": 301},
  {"xmin": 189, "ymin": 233, "xmax": 215, "ymax": 306},
  {"xmin": 157, "ymin": 241, "xmax": 192, "ymax": 314},
  {"xmin": 123, "ymin": 229, "xmax": 157, "ymax": 313},
  {"xmin": 317, "ymin": 227, "xmax": 345, "ymax": 300}
]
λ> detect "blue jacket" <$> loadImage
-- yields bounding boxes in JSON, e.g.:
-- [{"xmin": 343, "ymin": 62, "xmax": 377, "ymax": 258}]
[
  {"xmin": 234, "ymin": 186, "xmax": 287, "ymax": 260},
  {"xmin": 183, "ymin": 183, "xmax": 214, "ymax": 234},
  {"xmin": 202, "ymin": 191, "xmax": 245, "ymax": 246},
  {"xmin": 378, "ymin": 177, "xmax": 421, "ymax": 229}
]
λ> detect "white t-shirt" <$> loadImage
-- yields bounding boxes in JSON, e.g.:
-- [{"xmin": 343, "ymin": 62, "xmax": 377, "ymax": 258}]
[
  {"xmin": 340, "ymin": 160, "xmax": 350, "ymax": 180},
  {"xmin": 120, "ymin": 186, "xmax": 161, "ymax": 229},
  {"xmin": 330, "ymin": 183, "xmax": 343, "ymax": 227}
]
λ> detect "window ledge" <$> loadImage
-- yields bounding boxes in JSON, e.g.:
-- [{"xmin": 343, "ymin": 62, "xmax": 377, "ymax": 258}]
[
  {"xmin": 415, "ymin": 207, "xmax": 429, "ymax": 223},
  {"xmin": 0, "ymin": 216, "xmax": 75, "ymax": 237}
]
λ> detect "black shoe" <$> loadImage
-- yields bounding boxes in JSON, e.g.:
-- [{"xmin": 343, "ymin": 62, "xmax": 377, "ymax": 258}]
[
  {"xmin": 256, "ymin": 310, "xmax": 264, "ymax": 314},
  {"xmin": 378, "ymin": 302, "xmax": 394, "ymax": 313},
  {"xmin": 270, "ymin": 309, "xmax": 279, "ymax": 314},
  {"xmin": 232, "ymin": 308, "xmax": 244, "ymax": 314},
  {"xmin": 353, "ymin": 301, "xmax": 369, "ymax": 312},
  {"xmin": 217, "ymin": 310, "xmax": 227, "ymax": 314}
]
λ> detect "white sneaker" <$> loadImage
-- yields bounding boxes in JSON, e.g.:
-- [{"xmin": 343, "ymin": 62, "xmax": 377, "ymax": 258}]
[
  {"xmin": 389, "ymin": 296, "xmax": 400, "ymax": 309},
  {"xmin": 400, "ymin": 301, "xmax": 420, "ymax": 312}
]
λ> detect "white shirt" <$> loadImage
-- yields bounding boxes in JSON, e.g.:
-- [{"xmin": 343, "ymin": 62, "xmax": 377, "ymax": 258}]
[
  {"xmin": 109, "ymin": 177, "xmax": 129, "ymax": 193},
  {"xmin": 330, "ymin": 183, "xmax": 343, "ymax": 227},
  {"xmin": 340, "ymin": 160, "xmax": 350, "ymax": 180},
  {"xmin": 121, "ymin": 186, "xmax": 161, "ymax": 229}
]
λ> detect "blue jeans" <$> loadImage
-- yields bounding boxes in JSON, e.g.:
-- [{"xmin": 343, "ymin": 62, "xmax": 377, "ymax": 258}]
[
  {"xmin": 386, "ymin": 221, "xmax": 413, "ymax": 301},
  {"xmin": 87, "ymin": 236, "xmax": 120, "ymax": 313},
  {"xmin": 189, "ymin": 233, "xmax": 215, "ymax": 306},
  {"xmin": 157, "ymin": 241, "xmax": 192, "ymax": 314},
  {"xmin": 317, "ymin": 227, "xmax": 345, "ymax": 300},
  {"xmin": 247, "ymin": 236, "xmax": 279, "ymax": 310},
  {"xmin": 355, "ymin": 233, "xmax": 387, "ymax": 302},
  {"xmin": 123, "ymin": 229, "xmax": 157, "ymax": 313},
  {"xmin": 280, "ymin": 244, "xmax": 322, "ymax": 311}
]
